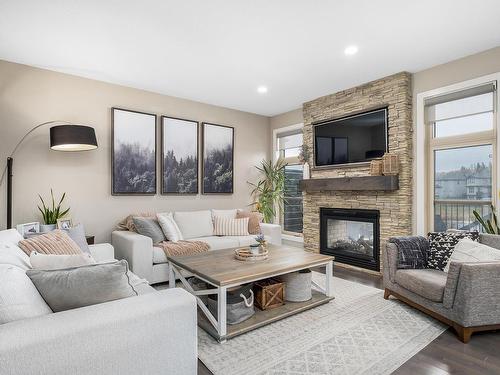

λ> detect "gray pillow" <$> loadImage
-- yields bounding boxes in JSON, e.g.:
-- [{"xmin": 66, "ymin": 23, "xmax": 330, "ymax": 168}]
[
  {"xmin": 26, "ymin": 260, "xmax": 138, "ymax": 312},
  {"xmin": 63, "ymin": 224, "xmax": 90, "ymax": 254},
  {"xmin": 132, "ymin": 217, "xmax": 166, "ymax": 244}
]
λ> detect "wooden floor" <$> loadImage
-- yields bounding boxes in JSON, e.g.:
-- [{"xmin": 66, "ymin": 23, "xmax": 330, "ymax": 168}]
[{"xmin": 198, "ymin": 266, "xmax": 500, "ymax": 375}]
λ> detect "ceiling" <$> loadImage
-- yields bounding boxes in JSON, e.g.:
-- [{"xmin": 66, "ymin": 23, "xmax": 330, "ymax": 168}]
[{"xmin": 1, "ymin": 0, "xmax": 499, "ymax": 117}]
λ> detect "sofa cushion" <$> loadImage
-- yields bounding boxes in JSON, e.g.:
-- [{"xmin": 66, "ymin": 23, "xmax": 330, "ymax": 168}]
[
  {"xmin": 27, "ymin": 260, "xmax": 138, "ymax": 312},
  {"xmin": 132, "ymin": 217, "xmax": 166, "ymax": 244},
  {"xmin": 29, "ymin": 251, "xmax": 96, "ymax": 270},
  {"xmin": 153, "ymin": 246, "xmax": 168, "ymax": 264},
  {"xmin": 394, "ymin": 268, "xmax": 448, "ymax": 302},
  {"xmin": 190, "ymin": 236, "xmax": 239, "ymax": 250},
  {"xmin": 157, "ymin": 212, "xmax": 183, "ymax": 242},
  {"xmin": 427, "ymin": 231, "xmax": 479, "ymax": 271},
  {"xmin": 0, "ymin": 242, "xmax": 31, "ymax": 271},
  {"xmin": 62, "ymin": 224, "xmax": 91, "ymax": 254},
  {"xmin": 174, "ymin": 210, "xmax": 213, "ymax": 239},
  {"xmin": 211, "ymin": 209, "xmax": 238, "ymax": 219},
  {"xmin": 18, "ymin": 230, "xmax": 83, "ymax": 256},
  {"xmin": 444, "ymin": 238, "xmax": 500, "ymax": 272},
  {"xmin": 213, "ymin": 217, "xmax": 249, "ymax": 236},
  {"xmin": 237, "ymin": 210, "xmax": 263, "ymax": 235},
  {"xmin": 0, "ymin": 264, "xmax": 52, "ymax": 324}
]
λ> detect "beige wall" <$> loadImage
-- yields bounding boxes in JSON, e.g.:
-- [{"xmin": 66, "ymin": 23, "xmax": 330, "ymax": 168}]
[
  {"xmin": 412, "ymin": 46, "xmax": 500, "ymax": 233},
  {"xmin": 0, "ymin": 60, "xmax": 270, "ymax": 242}
]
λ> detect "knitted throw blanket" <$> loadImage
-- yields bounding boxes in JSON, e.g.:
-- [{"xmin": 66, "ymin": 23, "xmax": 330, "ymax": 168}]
[{"xmin": 156, "ymin": 240, "xmax": 210, "ymax": 257}]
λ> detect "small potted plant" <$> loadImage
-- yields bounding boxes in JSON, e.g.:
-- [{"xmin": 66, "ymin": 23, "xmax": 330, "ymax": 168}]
[
  {"xmin": 37, "ymin": 189, "xmax": 70, "ymax": 233},
  {"xmin": 254, "ymin": 234, "xmax": 267, "ymax": 253},
  {"xmin": 473, "ymin": 205, "xmax": 500, "ymax": 235}
]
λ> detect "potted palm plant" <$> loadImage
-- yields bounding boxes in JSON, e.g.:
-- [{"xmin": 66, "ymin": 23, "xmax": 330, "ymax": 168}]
[
  {"xmin": 38, "ymin": 189, "xmax": 70, "ymax": 232},
  {"xmin": 473, "ymin": 205, "xmax": 500, "ymax": 234},
  {"xmin": 248, "ymin": 158, "xmax": 287, "ymax": 223}
]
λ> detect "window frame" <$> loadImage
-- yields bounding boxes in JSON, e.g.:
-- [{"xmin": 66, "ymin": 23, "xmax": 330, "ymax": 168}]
[
  {"xmin": 426, "ymin": 88, "xmax": 497, "ymax": 233},
  {"xmin": 272, "ymin": 123, "xmax": 304, "ymax": 236}
]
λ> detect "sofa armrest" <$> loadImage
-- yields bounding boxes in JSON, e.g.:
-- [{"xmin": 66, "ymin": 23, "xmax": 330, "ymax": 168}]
[
  {"xmin": 453, "ymin": 261, "xmax": 500, "ymax": 326},
  {"xmin": 382, "ymin": 242, "xmax": 398, "ymax": 284},
  {"xmin": 260, "ymin": 223, "xmax": 282, "ymax": 245},
  {"xmin": 112, "ymin": 231, "xmax": 153, "ymax": 281},
  {"xmin": 88, "ymin": 243, "xmax": 115, "ymax": 262},
  {"xmin": 0, "ymin": 289, "xmax": 197, "ymax": 375}
]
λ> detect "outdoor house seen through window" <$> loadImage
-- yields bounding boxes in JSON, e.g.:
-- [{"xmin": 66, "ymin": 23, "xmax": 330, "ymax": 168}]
[
  {"xmin": 425, "ymin": 83, "xmax": 497, "ymax": 232},
  {"xmin": 276, "ymin": 129, "xmax": 304, "ymax": 234}
]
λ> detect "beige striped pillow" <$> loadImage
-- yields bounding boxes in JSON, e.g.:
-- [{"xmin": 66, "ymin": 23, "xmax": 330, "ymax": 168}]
[
  {"xmin": 213, "ymin": 217, "xmax": 249, "ymax": 236},
  {"xmin": 18, "ymin": 230, "xmax": 83, "ymax": 256}
]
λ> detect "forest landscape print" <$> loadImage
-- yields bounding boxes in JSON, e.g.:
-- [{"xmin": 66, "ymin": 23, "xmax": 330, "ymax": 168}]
[
  {"xmin": 202, "ymin": 123, "xmax": 234, "ymax": 194},
  {"xmin": 112, "ymin": 108, "xmax": 156, "ymax": 195},
  {"xmin": 162, "ymin": 116, "xmax": 198, "ymax": 194}
]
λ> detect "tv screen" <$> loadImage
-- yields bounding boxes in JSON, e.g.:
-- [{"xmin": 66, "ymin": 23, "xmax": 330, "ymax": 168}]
[{"xmin": 314, "ymin": 108, "xmax": 387, "ymax": 166}]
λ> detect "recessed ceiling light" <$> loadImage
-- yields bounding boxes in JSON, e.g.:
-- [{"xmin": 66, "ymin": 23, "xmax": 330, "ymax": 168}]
[
  {"xmin": 344, "ymin": 45, "xmax": 358, "ymax": 56},
  {"xmin": 257, "ymin": 86, "xmax": 268, "ymax": 94}
]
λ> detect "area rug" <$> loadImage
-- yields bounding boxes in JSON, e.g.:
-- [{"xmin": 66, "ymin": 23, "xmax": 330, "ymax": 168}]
[{"xmin": 197, "ymin": 272, "xmax": 447, "ymax": 375}]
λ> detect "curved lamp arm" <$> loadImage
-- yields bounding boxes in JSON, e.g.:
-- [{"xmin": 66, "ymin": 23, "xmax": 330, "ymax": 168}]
[{"xmin": 0, "ymin": 120, "xmax": 71, "ymax": 187}]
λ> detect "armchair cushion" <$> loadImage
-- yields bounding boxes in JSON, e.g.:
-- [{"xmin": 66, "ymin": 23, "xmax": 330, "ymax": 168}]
[
  {"xmin": 388, "ymin": 236, "xmax": 428, "ymax": 269},
  {"xmin": 444, "ymin": 238, "xmax": 500, "ymax": 272},
  {"xmin": 427, "ymin": 231, "xmax": 479, "ymax": 271},
  {"xmin": 395, "ymin": 269, "xmax": 447, "ymax": 302}
]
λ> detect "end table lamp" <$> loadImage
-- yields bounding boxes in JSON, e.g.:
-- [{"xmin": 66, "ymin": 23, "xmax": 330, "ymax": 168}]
[{"xmin": 0, "ymin": 121, "xmax": 98, "ymax": 229}]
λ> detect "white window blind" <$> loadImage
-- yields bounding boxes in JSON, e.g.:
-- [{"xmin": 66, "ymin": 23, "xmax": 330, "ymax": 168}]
[
  {"xmin": 425, "ymin": 82, "xmax": 496, "ymax": 123},
  {"xmin": 277, "ymin": 131, "xmax": 302, "ymax": 151}
]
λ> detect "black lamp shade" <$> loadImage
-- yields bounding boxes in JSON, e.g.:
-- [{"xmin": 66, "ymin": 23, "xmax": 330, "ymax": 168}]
[{"xmin": 50, "ymin": 125, "xmax": 98, "ymax": 151}]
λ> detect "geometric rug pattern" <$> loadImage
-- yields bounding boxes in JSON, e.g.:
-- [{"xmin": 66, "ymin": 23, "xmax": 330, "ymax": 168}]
[{"xmin": 198, "ymin": 273, "xmax": 447, "ymax": 375}]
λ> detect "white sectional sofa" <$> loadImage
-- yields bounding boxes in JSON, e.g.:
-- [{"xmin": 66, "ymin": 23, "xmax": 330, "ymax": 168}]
[
  {"xmin": 0, "ymin": 229, "xmax": 198, "ymax": 375},
  {"xmin": 112, "ymin": 209, "xmax": 283, "ymax": 284}
]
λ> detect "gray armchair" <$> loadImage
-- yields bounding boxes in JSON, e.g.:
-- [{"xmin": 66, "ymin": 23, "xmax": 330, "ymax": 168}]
[{"xmin": 382, "ymin": 233, "xmax": 500, "ymax": 343}]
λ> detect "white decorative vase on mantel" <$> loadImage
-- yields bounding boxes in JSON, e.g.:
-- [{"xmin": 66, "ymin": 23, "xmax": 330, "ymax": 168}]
[{"xmin": 303, "ymin": 162, "xmax": 310, "ymax": 180}]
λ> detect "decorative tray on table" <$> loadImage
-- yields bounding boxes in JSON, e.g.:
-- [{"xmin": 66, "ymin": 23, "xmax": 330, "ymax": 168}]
[{"xmin": 234, "ymin": 246, "xmax": 269, "ymax": 262}]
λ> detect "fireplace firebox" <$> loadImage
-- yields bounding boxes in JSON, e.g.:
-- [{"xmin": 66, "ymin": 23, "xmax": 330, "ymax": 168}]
[{"xmin": 320, "ymin": 208, "xmax": 380, "ymax": 271}]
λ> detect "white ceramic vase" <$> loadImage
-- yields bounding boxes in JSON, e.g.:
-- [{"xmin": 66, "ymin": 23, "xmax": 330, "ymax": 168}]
[
  {"xmin": 303, "ymin": 162, "xmax": 310, "ymax": 179},
  {"xmin": 40, "ymin": 224, "xmax": 56, "ymax": 233}
]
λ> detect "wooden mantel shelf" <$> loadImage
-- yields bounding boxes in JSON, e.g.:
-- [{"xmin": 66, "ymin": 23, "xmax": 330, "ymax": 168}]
[{"xmin": 299, "ymin": 175, "xmax": 399, "ymax": 192}]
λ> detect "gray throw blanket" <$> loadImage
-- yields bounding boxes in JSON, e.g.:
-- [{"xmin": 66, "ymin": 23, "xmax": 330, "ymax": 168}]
[{"xmin": 388, "ymin": 236, "xmax": 429, "ymax": 269}]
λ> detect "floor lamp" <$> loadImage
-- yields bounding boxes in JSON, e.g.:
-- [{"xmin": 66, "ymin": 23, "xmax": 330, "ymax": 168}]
[{"xmin": 1, "ymin": 121, "xmax": 98, "ymax": 229}]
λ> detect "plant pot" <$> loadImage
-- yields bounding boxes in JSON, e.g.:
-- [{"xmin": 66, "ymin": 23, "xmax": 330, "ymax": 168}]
[
  {"xmin": 303, "ymin": 162, "xmax": 310, "ymax": 179},
  {"xmin": 40, "ymin": 224, "xmax": 56, "ymax": 233}
]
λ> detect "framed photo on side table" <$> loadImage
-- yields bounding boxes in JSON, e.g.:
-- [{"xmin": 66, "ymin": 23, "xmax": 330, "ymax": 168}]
[
  {"xmin": 57, "ymin": 218, "xmax": 73, "ymax": 230},
  {"xmin": 16, "ymin": 222, "xmax": 40, "ymax": 237}
]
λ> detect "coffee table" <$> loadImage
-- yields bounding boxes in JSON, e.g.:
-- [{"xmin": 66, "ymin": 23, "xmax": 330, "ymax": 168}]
[{"xmin": 167, "ymin": 244, "xmax": 334, "ymax": 342}]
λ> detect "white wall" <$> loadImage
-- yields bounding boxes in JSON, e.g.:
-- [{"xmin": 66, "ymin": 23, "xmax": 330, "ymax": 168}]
[{"xmin": 0, "ymin": 60, "xmax": 270, "ymax": 242}]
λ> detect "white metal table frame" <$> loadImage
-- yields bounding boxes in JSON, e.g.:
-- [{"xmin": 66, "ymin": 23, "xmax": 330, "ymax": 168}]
[{"xmin": 168, "ymin": 259, "xmax": 334, "ymax": 343}]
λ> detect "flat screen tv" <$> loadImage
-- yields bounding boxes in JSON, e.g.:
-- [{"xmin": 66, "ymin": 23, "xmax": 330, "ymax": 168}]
[{"xmin": 314, "ymin": 108, "xmax": 388, "ymax": 166}]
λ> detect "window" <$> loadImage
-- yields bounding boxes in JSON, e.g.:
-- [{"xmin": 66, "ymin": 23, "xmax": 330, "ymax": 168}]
[
  {"xmin": 425, "ymin": 82, "xmax": 496, "ymax": 232},
  {"xmin": 276, "ymin": 127, "xmax": 303, "ymax": 234}
]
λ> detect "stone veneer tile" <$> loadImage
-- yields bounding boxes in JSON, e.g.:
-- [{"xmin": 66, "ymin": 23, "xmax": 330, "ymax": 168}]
[{"xmin": 302, "ymin": 72, "xmax": 413, "ymax": 273}]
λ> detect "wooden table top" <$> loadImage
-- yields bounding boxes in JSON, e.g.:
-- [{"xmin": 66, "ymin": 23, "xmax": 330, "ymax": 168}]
[{"xmin": 167, "ymin": 244, "xmax": 334, "ymax": 287}]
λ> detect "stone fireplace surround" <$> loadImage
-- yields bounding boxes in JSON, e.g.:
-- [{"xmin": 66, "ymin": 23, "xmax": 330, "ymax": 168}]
[{"xmin": 302, "ymin": 72, "xmax": 413, "ymax": 274}]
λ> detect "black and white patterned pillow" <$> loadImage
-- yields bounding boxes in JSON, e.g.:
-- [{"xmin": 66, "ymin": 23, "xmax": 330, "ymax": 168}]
[{"xmin": 427, "ymin": 231, "xmax": 479, "ymax": 270}]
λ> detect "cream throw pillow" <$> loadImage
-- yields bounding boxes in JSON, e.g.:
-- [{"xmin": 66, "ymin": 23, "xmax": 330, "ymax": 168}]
[
  {"xmin": 444, "ymin": 238, "xmax": 500, "ymax": 272},
  {"xmin": 213, "ymin": 217, "xmax": 249, "ymax": 236},
  {"xmin": 30, "ymin": 251, "xmax": 96, "ymax": 270},
  {"xmin": 157, "ymin": 212, "xmax": 183, "ymax": 242}
]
